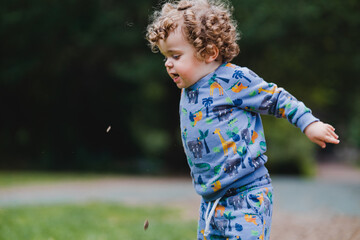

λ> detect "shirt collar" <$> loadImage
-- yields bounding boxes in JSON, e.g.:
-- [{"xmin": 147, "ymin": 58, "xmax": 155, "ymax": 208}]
[{"xmin": 185, "ymin": 62, "xmax": 227, "ymax": 91}]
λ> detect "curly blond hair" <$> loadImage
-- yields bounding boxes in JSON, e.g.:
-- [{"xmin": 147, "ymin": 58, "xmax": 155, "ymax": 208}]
[{"xmin": 146, "ymin": 0, "xmax": 240, "ymax": 62}]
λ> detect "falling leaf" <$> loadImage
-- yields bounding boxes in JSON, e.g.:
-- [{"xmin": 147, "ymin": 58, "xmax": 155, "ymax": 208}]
[{"xmin": 144, "ymin": 219, "xmax": 149, "ymax": 230}]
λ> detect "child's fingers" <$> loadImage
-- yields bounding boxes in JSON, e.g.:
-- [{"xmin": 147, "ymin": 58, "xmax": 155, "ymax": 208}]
[
  {"xmin": 314, "ymin": 135, "xmax": 339, "ymax": 148},
  {"xmin": 325, "ymin": 123, "xmax": 336, "ymax": 131},
  {"xmin": 323, "ymin": 124, "xmax": 339, "ymax": 140},
  {"xmin": 313, "ymin": 138, "xmax": 326, "ymax": 148},
  {"xmin": 307, "ymin": 122, "xmax": 339, "ymax": 147},
  {"xmin": 324, "ymin": 135, "xmax": 340, "ymax": 144},
  {"xmin": 329, "ymin": 130, "xmax": 339, "ymax": 140},
  {"xmin": 325, "ymin": 126, "xmax": 340, "ymax": 142}
]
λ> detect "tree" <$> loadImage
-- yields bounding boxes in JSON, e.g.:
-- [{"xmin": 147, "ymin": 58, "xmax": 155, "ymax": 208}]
[
  {"xmin": 198, "ymin": 129, "xmax": 210, "ymax": 154},
  {"xmin": 223, "ymin": 211, "xmax": 236, "ymax": 232},
  {"xmin": 202, "ymin": 97, "xmax": 213, "ymax": 117}
]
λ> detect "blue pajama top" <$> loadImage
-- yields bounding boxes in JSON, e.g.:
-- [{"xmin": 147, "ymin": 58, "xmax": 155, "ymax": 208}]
[{"xmin": 179, "ymin": 62, "xmax": 318, "ymax": 201}]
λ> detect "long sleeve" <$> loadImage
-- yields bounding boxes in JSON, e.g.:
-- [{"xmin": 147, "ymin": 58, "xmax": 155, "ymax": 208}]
[{"xmin": 223, "ymin": 66, "xmax": 318, "ymax": 132}]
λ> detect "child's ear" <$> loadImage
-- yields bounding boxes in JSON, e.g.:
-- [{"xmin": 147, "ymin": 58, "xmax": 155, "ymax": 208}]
[{"xmin": 205, "ymin": 44, "xmax": 219, "ymax": 63}]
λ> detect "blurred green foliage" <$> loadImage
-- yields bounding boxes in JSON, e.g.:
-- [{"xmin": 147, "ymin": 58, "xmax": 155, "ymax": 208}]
[
  {"xmin": 1, "ymin": 0, "xmax": 359, "ymax": 174},
  {"xmin": 262, "ymin": 116, "xmax": 316, "ymax": 176}
]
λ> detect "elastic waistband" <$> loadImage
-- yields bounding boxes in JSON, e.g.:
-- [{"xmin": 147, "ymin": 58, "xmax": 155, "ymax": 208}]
[
  {"xmin": 202, "ymin": 165, "xmax": 269, "ymax": 202},
  {"xmin": 223, "ymin": 173, "xmax": 272, "ymax": 198}
]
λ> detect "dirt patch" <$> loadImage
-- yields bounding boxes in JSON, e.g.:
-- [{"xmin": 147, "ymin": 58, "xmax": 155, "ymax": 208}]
[{"xmin": 272, "ymin": 210, "xmax": 360, "ymax": 240}]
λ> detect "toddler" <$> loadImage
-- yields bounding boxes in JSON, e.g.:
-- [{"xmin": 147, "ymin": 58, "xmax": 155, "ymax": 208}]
[{"xmin": 146, "ymin": 0, "xmax": 340, "ymax": 239}]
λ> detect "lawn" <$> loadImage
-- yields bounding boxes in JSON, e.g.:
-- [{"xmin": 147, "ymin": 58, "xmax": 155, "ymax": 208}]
[
  {"xmin": 0, "ymin": 203, "xmax": 197, "ymax": 240},
  {"xmin": 0, "ymin": 171, "xmax": 113, "ymax": 187}
]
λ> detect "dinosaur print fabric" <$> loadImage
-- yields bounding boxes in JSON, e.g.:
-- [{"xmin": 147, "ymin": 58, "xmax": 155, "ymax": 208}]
[
  {"xmin": 179, "ymin": 62, "xmax": 318, "ymax": 202},
  {"xmin": 198, "ymin": 175, "xmax": 273, "ymax": 240}
]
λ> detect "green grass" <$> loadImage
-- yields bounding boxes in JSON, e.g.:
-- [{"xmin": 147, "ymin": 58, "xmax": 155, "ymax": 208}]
[
  {"xmin": 0, "ymin": 171, "xmax": 113, "ymax": 187},
  {"xmin": 0, "ymin": 203, "xmax": 197, "ymax": 240}
]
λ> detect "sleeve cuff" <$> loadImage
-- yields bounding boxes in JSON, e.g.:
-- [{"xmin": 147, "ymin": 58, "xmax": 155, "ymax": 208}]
[{"xmin": 297, "ymin": 113, "xmax": 319, "ymax": 132}]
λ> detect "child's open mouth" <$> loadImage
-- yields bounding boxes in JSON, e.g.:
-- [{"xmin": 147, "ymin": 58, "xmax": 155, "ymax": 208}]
[{"xmin": 172, "ymin": 73, "xmax": 180, "ymax": 82}]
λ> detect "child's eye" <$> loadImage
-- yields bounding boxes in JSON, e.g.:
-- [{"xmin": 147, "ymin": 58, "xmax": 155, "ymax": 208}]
[
  {"xmin": 173, "ymin": 55, "xmax": 180, "ymax": 60},
  {"xmin": 163, "ymin": 57, "xmax": 168, "ymax": 62}
]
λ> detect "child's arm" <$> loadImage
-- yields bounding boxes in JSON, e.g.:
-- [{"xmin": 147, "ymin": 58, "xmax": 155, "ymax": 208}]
[
  {"xmin": 223, "ymin": 66, "xmax": 340, "ymax": 148},
  {"xmin": 304, "ymin": 121, "xmax": 340, "ymax": 148},
  {"xmin": 225, "ymin": 67, "xmax": 318, "ymax": 132}
]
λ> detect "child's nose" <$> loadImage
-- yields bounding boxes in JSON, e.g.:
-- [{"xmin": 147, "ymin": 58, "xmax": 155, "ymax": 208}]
[{"xmin": 165, "ymin": 59, "xmax": 173, "ymax": 68}]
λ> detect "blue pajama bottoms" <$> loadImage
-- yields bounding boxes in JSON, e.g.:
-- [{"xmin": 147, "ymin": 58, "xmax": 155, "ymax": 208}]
[{"xmin": 197, "ymin": 175, "xmax": 273, "ymax": 240}]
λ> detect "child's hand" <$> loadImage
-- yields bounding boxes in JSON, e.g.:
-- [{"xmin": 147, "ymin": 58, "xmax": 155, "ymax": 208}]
[{"xmin": 304, "ymin": 121, "xmax": 340, "ymax": 148}]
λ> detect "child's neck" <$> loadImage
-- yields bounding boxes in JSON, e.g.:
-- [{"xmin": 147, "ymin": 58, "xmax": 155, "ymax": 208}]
[{"xmin": 198, "ymin": 60, "xmax": 222, "ymax": 81}]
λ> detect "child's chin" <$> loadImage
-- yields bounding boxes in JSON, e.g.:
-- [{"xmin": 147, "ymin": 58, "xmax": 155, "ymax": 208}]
[{"xmin": 175, "ymin": 83, "xmax": 184, "ymax": 89}]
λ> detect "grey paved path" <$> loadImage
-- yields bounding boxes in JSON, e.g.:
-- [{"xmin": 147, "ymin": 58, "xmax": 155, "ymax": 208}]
[
  {"xmin": 0, "ymin": 177, "xmax": 197, "ymax": 207},
  {"xmin": 1, "ymin": 163, "xmax": 359, "ymax": 215},
  {"xmin": 1, "ymin": 176, "xmax": 360, "ymax": 216}
]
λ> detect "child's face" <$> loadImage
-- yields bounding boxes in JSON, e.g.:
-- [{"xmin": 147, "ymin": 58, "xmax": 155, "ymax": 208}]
[{"xmin": 157, "ymin": 27, "xmax": 213, "ymax": 89}]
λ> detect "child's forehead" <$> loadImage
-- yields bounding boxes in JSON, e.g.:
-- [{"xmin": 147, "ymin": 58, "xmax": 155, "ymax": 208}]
[
  {"xmin": 157, "ymin": 27, "xmax": 189, "ymax": 53},
  {"xmin": 158, "ymin": 41, "xmax": 183, "ymax": 56}
]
